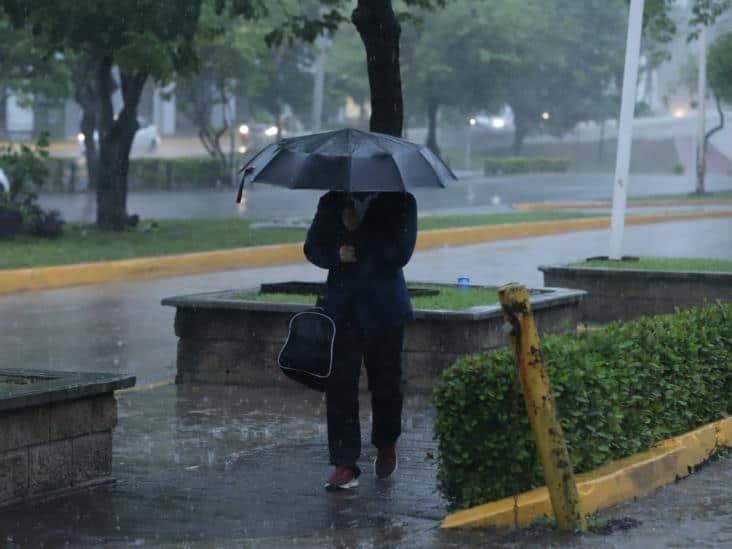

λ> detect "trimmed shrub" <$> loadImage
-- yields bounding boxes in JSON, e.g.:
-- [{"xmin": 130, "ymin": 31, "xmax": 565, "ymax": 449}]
[
  {"xmin": 128, "ymin": 157, "xmax": 226, "ymax": 189},
  {"xmin": 483, "ymin": 156, "xmax": 570, "ymax": 175},
  {"xmin": 433, "ymin": 303, "xmax": 732, "ymax": 510}
]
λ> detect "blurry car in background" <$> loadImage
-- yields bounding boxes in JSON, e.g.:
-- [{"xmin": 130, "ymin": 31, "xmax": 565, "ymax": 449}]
[
  {"xmin": 78, "ymin": 118, "xmax": 161, "ymax": 157},
  {"xmin": 236, "ymin": 122, "xmax": 279, "ymax": 154}
]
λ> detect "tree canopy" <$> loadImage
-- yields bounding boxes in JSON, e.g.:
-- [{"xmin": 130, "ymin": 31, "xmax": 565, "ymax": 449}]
[{"xmin": 708, "ymin": 31, "xmax": 732, "ymax": 103}]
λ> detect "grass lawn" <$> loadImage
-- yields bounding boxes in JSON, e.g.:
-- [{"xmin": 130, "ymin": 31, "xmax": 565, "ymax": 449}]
[
  {"xmin": 634, "ymin": 190, "xmax": 732, "ymax": 201},
  {"xmin": 0, "ymin": 211, "xmax": 595, "ymax": 269},
  {"xmin": 240, "ymin": 284, "xmax": 500, "ymax": 311},
  {"xmin": 576, "ymin": 257, "xmax": 732, "ymax": 272}
]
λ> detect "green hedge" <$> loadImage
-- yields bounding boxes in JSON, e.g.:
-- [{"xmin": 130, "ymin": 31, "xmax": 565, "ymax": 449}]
[
  {"xmin": 128, "ymin": 157, "xmax": 226, "ymax": 189},
  {"xmin": 41, "ymin": 157, "xmax": 228, "ymax": 191},
  {"xmin": 484, "ymin": 156, "xmax": 570, "ymax": 175},
  {"xmin": 433, "ymin": 303, "xmax": 732, "ymax": 510}
]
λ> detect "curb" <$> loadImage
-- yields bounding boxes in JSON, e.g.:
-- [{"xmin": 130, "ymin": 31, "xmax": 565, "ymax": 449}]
[
  {"xmin": 1, "ymin": 210, "xmax": 731, "ymax": 295},
  {"xmin": 441, "ymin": 416, "xmax": 732, "ymax": 529},
  {"xmin": 514, "ymin": 199, "xmax": 732, "ymax": 211}
]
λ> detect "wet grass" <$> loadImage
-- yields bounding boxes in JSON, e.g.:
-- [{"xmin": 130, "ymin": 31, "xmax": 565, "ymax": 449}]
[
  {"xmin": 576, "ymin": 257, "xmax": 732, "ymax": 272},
  {"xmin": 240, "ymin": 284, "xmax": 500, "ymax": 311},
  {"xmin": 634, "ymin": 190, "xmax": 732, "ymax": 201},
  {"xmin": 0, "ymin": 211, "xmax": 595, "ymax": 269}
]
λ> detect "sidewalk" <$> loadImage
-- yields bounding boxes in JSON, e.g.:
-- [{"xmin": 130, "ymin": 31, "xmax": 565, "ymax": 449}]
[{"xmin": 0, "ymin": 382, "xmax": 729, "ymax": 547}]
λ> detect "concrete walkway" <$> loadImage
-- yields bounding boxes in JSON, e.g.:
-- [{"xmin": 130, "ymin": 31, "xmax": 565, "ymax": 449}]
[{"xmin": 0, "ymin": 382, "xmax": 729, "ymax": 547}]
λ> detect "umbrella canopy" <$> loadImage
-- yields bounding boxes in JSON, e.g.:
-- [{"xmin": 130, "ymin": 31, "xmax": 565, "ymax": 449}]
[{"xmin": 236, "ymin": 128, "xmax": 456, "ymax": 201}]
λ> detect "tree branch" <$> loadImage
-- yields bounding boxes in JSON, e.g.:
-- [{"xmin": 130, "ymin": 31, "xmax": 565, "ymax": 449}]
[{"xmin": 705, "ymin": 91, "xmax": 725, "ymax": 144}]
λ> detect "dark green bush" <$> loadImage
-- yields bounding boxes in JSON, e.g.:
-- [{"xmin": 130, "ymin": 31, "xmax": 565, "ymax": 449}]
[
  {"xmin": 483, "ymin": 156, "xmax": 570, "ymax": 175},
  {"xmin": 128, "ymin": 157, "xmax": 226, "ymax": 189},
  {"xmin": 433, "ymin": 303, "xmax": 732, "ymax": 510}
]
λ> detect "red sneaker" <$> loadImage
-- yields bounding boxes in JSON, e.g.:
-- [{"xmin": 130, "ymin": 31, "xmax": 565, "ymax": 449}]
[
  {"xmin": 324, "ymin": 465, "xmax": 359, "ymax": 491},
  {"xmin": 374, "ymin": 444, "xmax": 398, "ymax": 479}
]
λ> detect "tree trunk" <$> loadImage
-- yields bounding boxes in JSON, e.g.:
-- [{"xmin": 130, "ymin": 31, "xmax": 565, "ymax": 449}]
[
  {"xmin": 352, "ymin": 0, "xmax": 403, "ymax": 138},
  {"xmin": 425, "ymin": 99, "xmax": 440, "ymax": 155},
  {"xmin": 697, "ymin": 92, "xmax": 725, "ymax": 195},
  {"xmin": 72, "ymin": 56, "xmax": 101, "ymax": 191},
  {"xmin": 94, "ymin": 57, "xmax": 147, "ymax": 230}
]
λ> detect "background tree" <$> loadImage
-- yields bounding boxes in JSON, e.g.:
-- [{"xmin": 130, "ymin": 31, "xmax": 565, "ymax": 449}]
[
  {"xmin": 270, "ymin": 0, "xmax": 448, "ymax": 137},
  {"xmin": 400, "ymin": 2, "xmax": 508, "ymax": 154},
  {"xmin": 499, "ymin": 0, "xmax": 626, "ymax": 154},
  {"xmin": 702, "ymin": 32, "xmax": 732, "ymax": 187},
  {"xmin": 2, "ymin": 0, "xmax": 204, "ymax": 230},
  {"xmin": 176, "ymin": 5, "xmax": 269, "ymax": 183},
  {"xmin": 325, "ymin": 27, "xmax": 371, "ymax": 128},
  {"xmin": 0, "ymin": 16, "xmax": 70, "ymax": 137}
]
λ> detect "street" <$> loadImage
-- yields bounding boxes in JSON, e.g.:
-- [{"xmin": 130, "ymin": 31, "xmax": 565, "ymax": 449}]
[{"xmin": 38, "ymin": 173, "xmax": 732, "ymax": 223}]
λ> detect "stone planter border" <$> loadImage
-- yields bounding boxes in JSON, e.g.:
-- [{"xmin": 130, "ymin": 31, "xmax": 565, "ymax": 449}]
[
  {"xmin": 162, "ymin": 282, "xmax": 586, "ymax": 389},
  {"xmin": 539, "ymin": 264, "xmax": 732, "ymax": 322},
  {"xmin": 0, "ymin": 369, "xmax": 135, "ymax": 508}
]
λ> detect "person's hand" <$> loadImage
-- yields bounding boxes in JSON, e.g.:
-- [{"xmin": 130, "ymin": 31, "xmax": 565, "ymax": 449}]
[
  {"xmin": 341, "ymin": 206, "xmax": 360, "ymax": 232},
  {"xmin": 339, "ymin": 245, "xmax": 357, "ymax": 263}
]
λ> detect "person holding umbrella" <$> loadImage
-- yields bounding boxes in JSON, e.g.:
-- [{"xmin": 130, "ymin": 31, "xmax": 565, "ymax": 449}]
[
  {"xmin": 305, "ymin": 189, "xmax": 417, "ymax": 490},
  {"xmin": 237, "ymin": 129, "xmax": 456, "ymax": 490}
]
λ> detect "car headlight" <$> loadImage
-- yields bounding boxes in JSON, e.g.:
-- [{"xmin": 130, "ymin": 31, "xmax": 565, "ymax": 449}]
[
  {"xmin": 264, "ymin": 126, "xmax": 278, "ymax": 137},
  {"xmin": 77, "ymin": 133, "xmax": 86, "ymax": 143},
  {"xmin": 239, "ymin": 124, "xmax": 250, "ymax": 136}
]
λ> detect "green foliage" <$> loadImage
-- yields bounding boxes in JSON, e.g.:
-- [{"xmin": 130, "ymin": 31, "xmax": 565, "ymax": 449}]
[
  {"xmin": 127, "ymin": 157, "xmax": 227, "ymax": 189},
  {"xmin": 0, "ymin": 134, "xmax": 50, "ymax": 201},
  {"xmin": 577, "ymin": 256, "xmax": 732, "ymax": 273},
  {"xmin": 483, "ymin": 156, "xmax": 569, "ymax": 176},
  {"xmin": 709, "ymin": 32, "xmax": 732, "ymax": 105},
  {"xmin": 242, "ymin": 284, "xmax": 500, "ymax": 310},
  {"xmin": 641, "ymin": 0, "xmax": 731, "ymax": 42},
  {"xmin": 433, "ymin": 303, "xmax": 732, "ymax": 509},
  {"xmin": 0, "ymin": 16, "xmax": 71, "ymax": 109}
]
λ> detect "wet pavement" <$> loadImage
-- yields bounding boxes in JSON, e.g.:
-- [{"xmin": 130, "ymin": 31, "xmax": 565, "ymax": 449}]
[
  {"xmin": 0, "ymin": 382, "xmax": 729, "ymax": 547},
  {"xmin": 1, "ymin": 218, "xmax": 731, "ymax": 546},
  {"xmin": 38, "ymin": 173, "xmax": 732, "ymax": 222}
]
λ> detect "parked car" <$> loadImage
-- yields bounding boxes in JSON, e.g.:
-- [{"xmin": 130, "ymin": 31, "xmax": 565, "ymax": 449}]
[{"xmin": 78, "ymin": 118, "xmax": 161, "ymax": 156}]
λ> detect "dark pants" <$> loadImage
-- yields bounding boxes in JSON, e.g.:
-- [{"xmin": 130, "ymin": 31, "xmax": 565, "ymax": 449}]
[{"xmin": 326, "ymin": 322, "xmax": 404, "ymax": 471}]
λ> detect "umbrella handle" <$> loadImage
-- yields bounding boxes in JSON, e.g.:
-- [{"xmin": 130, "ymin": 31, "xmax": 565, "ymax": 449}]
[{"xmin": 236, "ymin": 166, "xmax": 254, "ymax": 203}]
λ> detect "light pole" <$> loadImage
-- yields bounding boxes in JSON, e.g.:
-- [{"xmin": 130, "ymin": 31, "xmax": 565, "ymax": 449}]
[
  {"xmin": 609, "ymin": 0, "xmax": 645, "ymax": 260},
  {"xmin": 465, "ymin": 117, "xmax": 477, "ymax": 171}
]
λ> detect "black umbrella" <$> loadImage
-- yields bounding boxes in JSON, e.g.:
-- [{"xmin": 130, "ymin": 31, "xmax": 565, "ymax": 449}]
[{"xmin": 236, "ymin": 128, "xmax": 456, "ymax": 202}]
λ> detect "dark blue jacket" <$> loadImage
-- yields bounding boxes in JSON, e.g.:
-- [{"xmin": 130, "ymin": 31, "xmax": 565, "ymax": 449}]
[{"xmin": 304, "ymin": 191, "xmax": 417, "ymax": 329}]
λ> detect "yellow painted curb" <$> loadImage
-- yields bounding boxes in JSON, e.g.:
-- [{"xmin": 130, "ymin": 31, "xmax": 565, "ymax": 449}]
[
  {"xmin": 0, "ymin": 242, "xmax": 305, "ymax": 294},
  {"xmin": 514, "ymin": 199, "xmax": 732, "ymax": 211},
  {"xmin": 441, "ymin": 416, "xmax": 732, "ymax": 529},
  {"xmin": 1, "ymin": 210, "xmax": 730, "ymax": 295}
]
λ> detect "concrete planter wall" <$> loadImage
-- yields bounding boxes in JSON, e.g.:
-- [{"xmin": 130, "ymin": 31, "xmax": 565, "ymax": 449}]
[
  {"xmin": 162, "ymin": 282, "xmax": 586, "ymax": 390},
  {"xmin": 540, "ymin": 265, "xmax": 732, "ymax": 323},
  {"xmin": 0, "ymin": 369, "xmax": 135, "ymax": 508}
]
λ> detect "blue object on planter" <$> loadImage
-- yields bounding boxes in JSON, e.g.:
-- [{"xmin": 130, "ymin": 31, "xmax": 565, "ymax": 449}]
[{"xmin": 457, "ymin": 276, "xmax": 470, "ymax": 289}]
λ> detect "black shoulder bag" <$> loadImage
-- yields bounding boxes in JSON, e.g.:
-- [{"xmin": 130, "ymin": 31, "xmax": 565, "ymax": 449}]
[{"xmin": 277, "ymin": 307, "xmax": 335, "ymax": 392}]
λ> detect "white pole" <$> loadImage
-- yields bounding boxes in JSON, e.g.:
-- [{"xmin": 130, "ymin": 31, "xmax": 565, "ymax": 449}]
[
  {"xmin": 609, "ymin": 0, "xmax": 645, "ymax": 260},
  {"xmin": 695, "ymin": 26, "xmax": 708, "ymax": 194}
]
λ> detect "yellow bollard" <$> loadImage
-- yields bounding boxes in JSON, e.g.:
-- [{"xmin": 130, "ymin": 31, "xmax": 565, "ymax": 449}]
[{"xmin": 498, "ymin": 282, "xmax": 587, "ymax": 532}]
